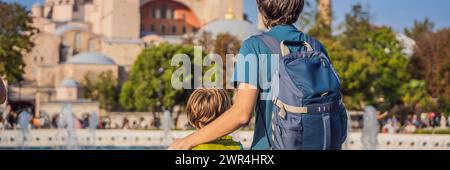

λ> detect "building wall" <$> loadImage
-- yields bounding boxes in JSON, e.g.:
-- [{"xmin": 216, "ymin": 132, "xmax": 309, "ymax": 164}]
[
  {"xmin": 140, "ymin": 0, "xmax": 244, "ymax": 26},
  {"xmin": 56, "ymin": 64, "xmax": 119, "ymax": 87},
  {"xmin": 101, "ymin": 42, "xmax": 143, "ymax": 67},
  {"xmin": 59, "ymin": 30, "xmax": 102, "ymax": 62},
  {"xmin": 24, "ymin": 33, "xmax": 61, "ymax": 82},
  {"xmin": 52, "ymin": 2, "xmax": 75, "ymax": 22},
  {"xmin": 101, "ymin": 0, "xmax": 141, "ymax": 38}
]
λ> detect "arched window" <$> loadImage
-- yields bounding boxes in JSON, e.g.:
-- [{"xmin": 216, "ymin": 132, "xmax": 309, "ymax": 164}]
[
  {"xmin": 161, "ymin": 25, "xmax": 166, "ymax": 33},
  {"xmin": 74, "ymin": 32, "xmax": 82, "ymax": 50},
  {"xmin": 88, "ymin": 38, "xmax": 96, "ymax": 52},
  {"xmin": 161, "ymin": 5, "xmax": 167, "ymax": 19},
  {"xmin": 59, "ymin": 44, "xmax": 69, "ymax": 62},
  {"xmin": 151, "ymin": 8, "xmax": 156, "ymax": 18},
  {"xmin": 172, "ymin": 25, "xmax": 177, "ymax": 33},
  {"xmin": 167, "ymin": 8, "xmax": 173, "ymax": 19},
  {"xmin": 155, "ymin": 8, "xmax": 160, "ymax": 19},
  {"xmin": 151, "ymin": 24, "xmax": 155, "ymax": 32}
]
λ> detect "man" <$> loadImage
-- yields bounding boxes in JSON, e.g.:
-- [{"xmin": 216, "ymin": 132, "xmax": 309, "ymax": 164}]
[{"xmin": 169, "ymin": 0, "xmax": 340, "ymax": 150}]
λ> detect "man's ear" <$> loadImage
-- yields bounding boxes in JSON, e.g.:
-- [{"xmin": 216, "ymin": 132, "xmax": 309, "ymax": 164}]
[{"xmin": 0, "ymin": 79, "xmax": 6, "ymax": 104}]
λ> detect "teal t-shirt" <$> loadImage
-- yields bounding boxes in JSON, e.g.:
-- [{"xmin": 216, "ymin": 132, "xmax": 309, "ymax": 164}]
[{"xmin": 230, "ymin": 24, "xmax": 329, "ymax": 150}]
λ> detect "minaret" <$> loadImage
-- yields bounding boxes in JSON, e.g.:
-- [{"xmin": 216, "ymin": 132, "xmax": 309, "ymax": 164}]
[
  {"xmin": 31, "ymin": 2, "xmax": 43, "ymax": 18},
  {"xmin": 318, "ymin": 0, "xmax": 332, "ymax": 28}
]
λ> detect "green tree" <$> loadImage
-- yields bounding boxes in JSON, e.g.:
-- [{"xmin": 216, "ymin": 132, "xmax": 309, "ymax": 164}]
[
  {"xmin": 119, "ymin": 43, "xmax": 198, "ymax": 112},
  {"xmin": 364, "ymin": 27, "xmax": 410, "ymax": 107},
  {"xmin": 297, "ymin": 0, "xmax": 314, "ymax": 31},
  {"xmin": 323, "ymin": 4, "xmax": 410, "ymax": 110},
  {"xmin": 410, "ymin": 28, "xmax": 450, "ymax": 114},
  {"xmin": 404, "ymin": 18, "xmax": 434, "ymax": 40},
  {"xmin": 213, "ymin": 33, "xmax": 241, "ymax": 88},
  {"xmin": 339, "ymin": 3, "xmax": 372, "ymax": 50},
  {"xmin": 82, "ymin": 71, "xmax": 118, "ymax": 111},
  {"xmin": 401, "ymin": 80, "xmax": 436, "ymax": 113},
  {"xmin": 0, "ymin": 1, "xmax": 36, "ymax": 82}
]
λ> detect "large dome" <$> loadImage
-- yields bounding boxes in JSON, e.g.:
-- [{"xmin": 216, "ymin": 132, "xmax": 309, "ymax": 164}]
[
  {"xmin": 66, "ymin": 52, "xmax": 116, "ymax": 65},
  {"xmin": 199, "ymin": 19, "xmax": 261, "ymax": 40}
]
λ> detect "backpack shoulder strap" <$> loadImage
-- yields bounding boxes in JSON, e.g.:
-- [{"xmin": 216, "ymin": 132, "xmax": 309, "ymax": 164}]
[
  {"xmin": 304, "ymin": 34, "xmax": 322, "ymax": 52},
  {"xmin": 255, "ymin": 33, "xmax": 281, "ymax": 55}
]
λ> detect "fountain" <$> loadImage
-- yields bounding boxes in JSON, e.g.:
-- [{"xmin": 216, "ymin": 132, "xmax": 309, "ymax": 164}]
[
  {"xmin": 18, "ymin": 108, "xmax": 31, "ymax": 149},
  {"xmin": 361, "ymin": 106, "xmax": 379, "ymax": 150},
  {"xmin": 89, "ymin": 111, "xmax": 98, "ymax": 146},
  {"xmin": 57, "ymin": 103, "xmax": 79, "ymax": 150},
  {"xmin": 162, "ymin": 110, "xmax": 172, "ymax": 145}
]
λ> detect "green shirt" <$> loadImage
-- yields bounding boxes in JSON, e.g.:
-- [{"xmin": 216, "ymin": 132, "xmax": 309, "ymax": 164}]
[{"xmin": 191, "ymin": 136, "xmax": 243, "ymax": 150}]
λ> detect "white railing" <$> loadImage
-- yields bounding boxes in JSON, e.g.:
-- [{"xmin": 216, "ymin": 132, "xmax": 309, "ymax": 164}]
[{"xmin": 1, "ymin": 130, "xmax": 449, "ymax": 150}]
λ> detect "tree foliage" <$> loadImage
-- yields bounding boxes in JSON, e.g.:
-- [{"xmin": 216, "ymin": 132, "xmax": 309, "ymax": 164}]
[
  {"xmin": 0, "ymin": 1, "xmax": 36, "ymax": 82},
  {"xmin": 82, "ymin": 71, "xmax": 118, "ymax": 111},
  {"xmin": 409, "ymin": 28, "xmax": 450, "ymax": 113},
  {"xmin": 321, "ymin": 4, "xmax": 411, "ymax": 111},
  {"xmin": 404, "ymin": 18, "xmax": 435, "ymax": 40},
  {"xmin": 119, "ymin": 43, "xmax": 198, "ymax": 112}
]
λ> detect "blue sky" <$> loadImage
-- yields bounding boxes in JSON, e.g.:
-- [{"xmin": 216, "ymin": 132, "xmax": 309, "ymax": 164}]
[
  {"xmin": 6, "ymin": 0, "xmax": 450, "ymax": 33},
  {"xmin": 244, "ymin": 0, "xmax": 450, "ymax": 33}
]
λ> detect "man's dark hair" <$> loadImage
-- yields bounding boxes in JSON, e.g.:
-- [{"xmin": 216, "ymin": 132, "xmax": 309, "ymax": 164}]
[{"xmin": 257, "ymin": 0, "xmax": 305, "ymax": 28}]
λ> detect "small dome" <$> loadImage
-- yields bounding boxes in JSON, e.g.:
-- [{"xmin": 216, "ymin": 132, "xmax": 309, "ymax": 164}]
[
  {"xmin": 59, "ymin": 78, "xmax": 80, "ymax": 88},
  {"xmin": 54, "ymin": 25, "xmax": 89, "ymax": 36},
  {"xmin": 199, "ymin": 19, "xmax": 261, "ymax": 40},
  {"xmin": 67, "ymin": 52, "xmax": 116, "ymax": 65}
]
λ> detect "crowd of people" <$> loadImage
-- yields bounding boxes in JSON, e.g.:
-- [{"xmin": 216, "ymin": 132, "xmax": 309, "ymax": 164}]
[
  {"xmin": 0, "ymin": 105, "xmax": 187, "ymax": 131},
  {"xmin": 0, "ymin": 105, "xmax": 104, "ymax": 130},
  {"xmin": 379, "ymin": 112, "xmax": 450, "ymax": 134},
  {"xmin": 3, "ymin": 104, "xmax": 449, "ymax": 134}
]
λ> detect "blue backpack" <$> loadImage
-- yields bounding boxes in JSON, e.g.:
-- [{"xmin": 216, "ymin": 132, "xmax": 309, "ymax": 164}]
[{"xmin": 256, "ymin": 33, "xmax": 348, "ymax": 150}]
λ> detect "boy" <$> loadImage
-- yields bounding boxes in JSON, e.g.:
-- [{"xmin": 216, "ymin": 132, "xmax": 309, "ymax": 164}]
[{"xmin": 186, "ymin": 88, "xmax": 242, "ymax": 150}]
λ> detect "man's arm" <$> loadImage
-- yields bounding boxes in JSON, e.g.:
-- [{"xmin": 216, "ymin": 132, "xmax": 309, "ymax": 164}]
[
  {"xmin": 0, "ymin": 79, "xmax": 6, "ymax": 104},
  {"xmin": 169, "ymin": 83, "xmax": 258, "ymax": 150}
]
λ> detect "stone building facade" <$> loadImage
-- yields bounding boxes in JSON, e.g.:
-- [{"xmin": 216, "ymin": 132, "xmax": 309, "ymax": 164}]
[{"xmin": 7, "ymin": 0, "xmax": 253, "ymax": 119}]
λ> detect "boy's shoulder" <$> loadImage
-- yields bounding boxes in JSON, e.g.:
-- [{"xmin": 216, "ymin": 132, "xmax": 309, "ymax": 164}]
[{"xmin": 191, "ymin": 136, "xmax": 243, "ymax": 150}]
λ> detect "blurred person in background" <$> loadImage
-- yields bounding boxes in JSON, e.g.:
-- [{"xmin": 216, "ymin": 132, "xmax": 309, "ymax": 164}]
[
  {"xmin": 139, "ymin": 117, "xmax": 147, "ymax": 129},
  {"xmin": 7, "ymin": 110, "xmax": 17, "ymax": 129},
  {"xmin": 0, "ymin": 79, "xmax": 6, "ymax": 104},
  {"xmin": 412, "ymin": 114, "xmax": 421, "ymax": 128},
  {"xmin": 448, "ymin": 115, "xmax": 450, "ymax": 127},
  {"xmin": 0, "ymin": 117, "xmax": 4, "ymax": 130},
  {"xmin": 420, "ymin": 112, "xmax": 428, "ymax": 128},
  {"xmin": 122, "ymin": 117, "xmax": 130, "ymax": 130},
  {"xmin": 383, "ymin": 119, "xmax": 395, "ymax": 134},
  {"xmin": 440, "ymin": 114, "xmax": 447, "ymax": 129},
  {"xmin": 404, "ymin": 121, "xmax": 416, "ymax": 134}
]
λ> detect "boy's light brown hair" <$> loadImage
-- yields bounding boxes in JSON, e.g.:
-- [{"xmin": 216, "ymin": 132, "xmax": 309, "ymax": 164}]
[
  {"xmin": 257, "ymin": 0, "xmax": 305, "ymax": 28},
  {"xmin": 187, "ymin": 88, "xmax": 231, "ymax": 129}
]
